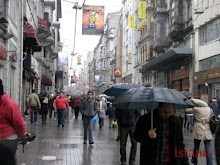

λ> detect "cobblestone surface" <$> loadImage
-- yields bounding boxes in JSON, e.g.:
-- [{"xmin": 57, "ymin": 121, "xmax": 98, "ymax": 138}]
[{"xmin": 16, "ymin": 114, "xmax": 217, "ymax": 165}]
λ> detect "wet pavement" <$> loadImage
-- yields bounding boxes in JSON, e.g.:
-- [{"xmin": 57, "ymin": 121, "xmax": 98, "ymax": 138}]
[{"xmin": 16, "ymin": 113, "xmax": 217, "ymax": 165}]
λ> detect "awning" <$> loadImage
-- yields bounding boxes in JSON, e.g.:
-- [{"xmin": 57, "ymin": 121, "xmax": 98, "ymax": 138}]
[
  {"xmin": 41, "ymin": 74, "xmax": 52, "ymax": 86},
  {"xmin": 142, "ymin": 48, "xmax": 193, "ymax": 70},
  {"xmin": 23, "ymin": 21, "xmax": 42, "ymax": 52}
]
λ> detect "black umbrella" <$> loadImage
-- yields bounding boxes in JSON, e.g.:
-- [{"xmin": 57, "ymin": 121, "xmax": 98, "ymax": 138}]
[
  {"xmin": 71, "ymin": 94, "xmax": 82, "ymax": 99},
  {"xmin": 113, "ymin": 87, "xmax": 194, "ymax": 129},
  {"xmin": 104, "ymin": 83, "xmax": 139, "ymax": 97},
  {"xmin": 181, "ymin": 91, "xmax": 193, "ymax": 98}
]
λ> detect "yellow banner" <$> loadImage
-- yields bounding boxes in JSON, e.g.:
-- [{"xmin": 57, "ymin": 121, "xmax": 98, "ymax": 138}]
[
  {"xmin": 138, "ymin": 1, "xmax": 146, "ymax": 19},
  {"xmin": 128, "ymin": 15, "xmax": 135, "ymax": 30}
]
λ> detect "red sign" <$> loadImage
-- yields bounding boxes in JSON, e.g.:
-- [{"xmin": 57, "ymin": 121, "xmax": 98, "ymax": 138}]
[
  {"xmin": 114, "ymin": 68, "xmax": 122, "ymax": 77},
  {"xmin": 38, "ymin": 18, "xmax": 48, "ymax": 29},
  {"xmin": 0, "ymin": 45, "xmax": 7, "ymax": 60}
]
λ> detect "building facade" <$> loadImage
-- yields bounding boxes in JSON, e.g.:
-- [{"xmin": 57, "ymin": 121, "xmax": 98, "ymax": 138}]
[{"xmin": 194, "ymin": 0, "xmax": 220, "ymax": 101}]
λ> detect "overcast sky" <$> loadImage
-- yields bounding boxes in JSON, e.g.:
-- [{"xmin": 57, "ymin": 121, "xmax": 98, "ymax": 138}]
[{"xmin": 59, "ymin": 0, "xmax": 122, "ymax": 77}]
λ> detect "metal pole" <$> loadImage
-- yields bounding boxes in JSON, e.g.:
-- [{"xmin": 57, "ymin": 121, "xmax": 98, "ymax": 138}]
[
  {"xmin": 19, "ymin": 0, "xmax": 24, "ymax": 112},
  {"xmin": 71, "ymin": 5, "xmax": 78, "ymax": 68}
]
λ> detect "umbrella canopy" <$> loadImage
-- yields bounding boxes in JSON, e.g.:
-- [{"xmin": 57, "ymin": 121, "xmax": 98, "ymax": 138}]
[
  {"xmin": 181, "ymin": 91, "xmax": 193, "ymax": 98},
  {"xmin": 71, "ymin": 94, "xmax": 82, "ymax": 99},
  {"xmin": 113, "ymin": 87, "xmax": 194, "ymax": 110},
  {"xmin": 99, "ymin": 94, "xmax": 112, "ymax": 100},
  {"xmin": 104, "ymin": 83, "xmax": 139, "ymax": 97}
]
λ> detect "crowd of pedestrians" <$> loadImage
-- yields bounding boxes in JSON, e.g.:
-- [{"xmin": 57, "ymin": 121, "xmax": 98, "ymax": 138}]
[{"xmin": 0, "ymin": 76, "xmax": 220, "ymax": 165}]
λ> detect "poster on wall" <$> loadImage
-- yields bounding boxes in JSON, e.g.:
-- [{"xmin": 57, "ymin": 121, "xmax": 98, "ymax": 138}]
[{"xmin": 82, "ymin": 5, "xmax": 104, "ymax": 35}]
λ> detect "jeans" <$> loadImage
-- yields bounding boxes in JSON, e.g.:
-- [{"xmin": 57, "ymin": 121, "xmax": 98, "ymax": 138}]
[
  {"xmin": 186, "ymin": 115, "xmax": 194, "ymax": 132},
  {"xmin": 66, "ymin": 108, "xmax": 70, "ymax": 121},
  {"xmin": 0, "ymin": 139, "xmax": 17, "ymax": 165},
  {"xmin": 83, "ymin": 116, "xmax": 94, "ymax": 142},
  {"xmin": 74, "ymin": 106, "xmax": 80, "ymax": 118},
  {"xmin": 57, "ymin": 109, "xmax": 66, "ymax": 125},
  {"xmin": 99, "ymin": 118, "xmax": 104, "ymax": 127},
  {"xmin": 30, "ymin": 106, "xmax": 38, "ymax": 123},
  {"xmin": 120, "ymin": 125, "xmax": 137, "ymax": 163},
  {"xmin": 192, "ymin": 139, "xmax": 212, "ymax": 165}
]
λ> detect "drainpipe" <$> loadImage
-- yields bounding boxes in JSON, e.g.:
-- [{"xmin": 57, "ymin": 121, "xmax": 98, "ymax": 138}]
[{"xmin": 19, "ymin": 0, "xmax": 24, "ymax": 112}]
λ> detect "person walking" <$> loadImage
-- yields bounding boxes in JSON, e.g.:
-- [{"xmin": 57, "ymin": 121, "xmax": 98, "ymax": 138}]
[
  {"xmin": 40, "ymin": 93, "xmax": 49, "ymax": 125},
  {"xmin": 210, "ymin": 98, "xmax": 220, "ymax": 116},
  {"xmin": 48, "ymin": 94, "xmax": 55, "ymax": 118},
  {"xmin": 116, "ymin": 108, "xmax": 141, "ymax": 165},
  {"xmin": 53, "ymin": 92, "xmax": 69, "ymax": 128},
  {"xmin": 134, "ymin": 103, "xmax": 189, "ymax": 165},
  {"xmin": 0, "ymin": 79, "xmax": 26, "ymax": 163},
  {"xmin": 186, "ymin": 98, "xmax": 213, "ymax": 165},
  {"xmin": 73, "ymin": 98, "xmax": 82, "ymax": 119},
  {"xmin": 107, "ymin": 102, "xmax": 116, "ymax": 128},
  {"xmin": 98, "ymin": 97, "xmax": 107, "ymax": 129},
  {"xmin": 215, "ymin": 122, "xmax": 220, "ymax": 164},
  {"xmin": 80, "ymin": 91, "xmax": 97, "ymax": 144},
  {"xmin": 27, "ymin": 89, "xmax": 41, "ymax": 125},
  {"xmin": 66, "ymin": 93, "xmax": 71, "ymax": 122}
]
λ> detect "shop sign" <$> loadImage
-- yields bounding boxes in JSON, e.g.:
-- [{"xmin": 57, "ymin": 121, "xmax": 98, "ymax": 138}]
[
  {"xmin": 171, "ymin": 67, "xmax": 189, "ymax": 81},
  {"xmin": 0, "ymin": 45, "xmax": 7, "ymax": 60},
  {"xmin": 204, "ymin": 72, "xmax": 220, "ymax": 80}
]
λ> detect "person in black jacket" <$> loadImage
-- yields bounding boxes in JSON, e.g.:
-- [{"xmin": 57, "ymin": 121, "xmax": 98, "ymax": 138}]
[
  {"xmin": 134, "ymin": 103, "xmax": 189, "ymax": 165},
  {"xmin": 215, "ymin": 122, "xmax": 220, "ymax": 164},
  {"xmin": 115, "ymin": 108, "xmax": 141, "ymax": 165}
]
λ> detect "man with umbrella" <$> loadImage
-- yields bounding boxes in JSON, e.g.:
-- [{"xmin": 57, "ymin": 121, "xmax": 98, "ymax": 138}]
[
  {"xmin": 134, "ymin": 102, "xmax": 189, "ymax": 165},
  {"xmin": 112, "ymin": 87, "xmax": 193, "ymax": 165}
]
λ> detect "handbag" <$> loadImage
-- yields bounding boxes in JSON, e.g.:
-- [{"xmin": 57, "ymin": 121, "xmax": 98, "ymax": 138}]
[{"xmin": 210, "ymin": 108, "xmax": 219, "ymax": 134}]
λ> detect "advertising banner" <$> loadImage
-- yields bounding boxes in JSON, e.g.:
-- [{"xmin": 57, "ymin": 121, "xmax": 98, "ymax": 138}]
[
  {"xmin": 128, "ymin": 15, "xmax": 135, "ymax": 30},
  {"xmin": 114, "ymin": 68, "xmax": 122, "ymax": 77},
  {"xmin": 138, "ymin": 1, "xmax": 146, "ymax": 19},
  {"xmin": 82, "ymin": 5, "xmax": 104, "ymax": 35},
  {"xmin": 95, "ymin": 75, "xmax": 100, "ymax": 85},
  {"xmin": 58, "ymin": 53, "xmax": 68, "ymax": 66}
]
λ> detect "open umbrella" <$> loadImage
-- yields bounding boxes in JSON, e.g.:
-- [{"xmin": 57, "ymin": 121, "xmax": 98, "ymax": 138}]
[
  {"xmin": 71, "ymin": 94, "xmax": 82, "ymax": 99},
  {"xmin": 181, "ymin": 91, "xmax": 193, "ymax": 98},
  {"xmin": 113, "ymin": 87, "xmax": 194, "ymax": 129},
  {"xmin": 104, "ymin": 83, "xmax": 139, "ymax": 97}
]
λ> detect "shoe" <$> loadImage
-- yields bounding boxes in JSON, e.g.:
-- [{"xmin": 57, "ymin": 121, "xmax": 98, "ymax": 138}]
[
  {"xmin": 129, "ymin": 161, "xmax": 135, "ymax": 165},
  {"xmin": 99, "ymin": 126, "xmax": 102, "ymax": 129},
  {"xmin": 83, "ymin": 140, "xmax": 87, "ymax": 144},
  {"xmin": 62, "ymin": 124, "xmax": 64, "ymax": 128},
  {"xmin": 34, "ymin": 122, "xmax": 37, "ymax": 125},
  {"xmin": 57, "ymin": 125, "xmax": 60, "ymax": 127},
  {"xmin": 121, "ymin": 161, "xmax": 126, "ymax": 165},
  {"xmin": 89, "ymin": 141, "xmax": 94, "ymax": 144},
  {"xmin": 116, "ymin": 137, "xmax": 120, "ymax": 141}
]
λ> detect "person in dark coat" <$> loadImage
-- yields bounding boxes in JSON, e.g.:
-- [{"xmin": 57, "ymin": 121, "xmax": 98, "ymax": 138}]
[
  {"xmin": 215, "ymin": 122, "xmax": 220, "ymax": 164},
  {"xmin": 107, "ymin": 102, "xmax": 115, "ymax": 128},
  {"xmin": 48, "ymin": 94, "xmax": 55, "ymax": 118},
  {"xmin": 116, "ymin": 108, "xmax": 141, "ymax": 165},
  {"xmin": 40, "ymin": 93, "xmax": 49, "ymax": 125},
  {"xmin": 134, "ymin": 103, "xmax": 189, "ymax": 165}
]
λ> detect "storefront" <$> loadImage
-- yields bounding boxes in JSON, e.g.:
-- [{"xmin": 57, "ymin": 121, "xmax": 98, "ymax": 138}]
[
  {"xmin": 194, "ymin": 66, "xmax": 220, "ymax": 102},
  {"xmin": 171, "ymin": 66, "xmax": 189, "ymax": 91}
]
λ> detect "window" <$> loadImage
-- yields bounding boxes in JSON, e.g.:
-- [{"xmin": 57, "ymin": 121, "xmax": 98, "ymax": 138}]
[
  {"xmin": 199, "ymin": 55, "xmax": 220, "ymax": 71},
  {"xmin": 199, "ymin": 18, "xmax": 220, "ymax": 45}
]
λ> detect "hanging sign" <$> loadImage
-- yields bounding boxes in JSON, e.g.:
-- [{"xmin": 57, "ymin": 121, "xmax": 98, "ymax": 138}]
[
  {"xmin": 82, "ymin": 5, "xmax": 105, "ymax": 35},
  {"xmin": 128, "ymin": 15, "xmax": 135, "ymax": 30},
  {"xmin": 138, "ymin": 1, "xmax": 146, "ymax": 19},
  {"xmin": 77, "ymin": 55, "xmax": 82, "ymax": 65},
  {"xmin": 126, "ymin": 55, "xmax": 132, "ymax": 64}
]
